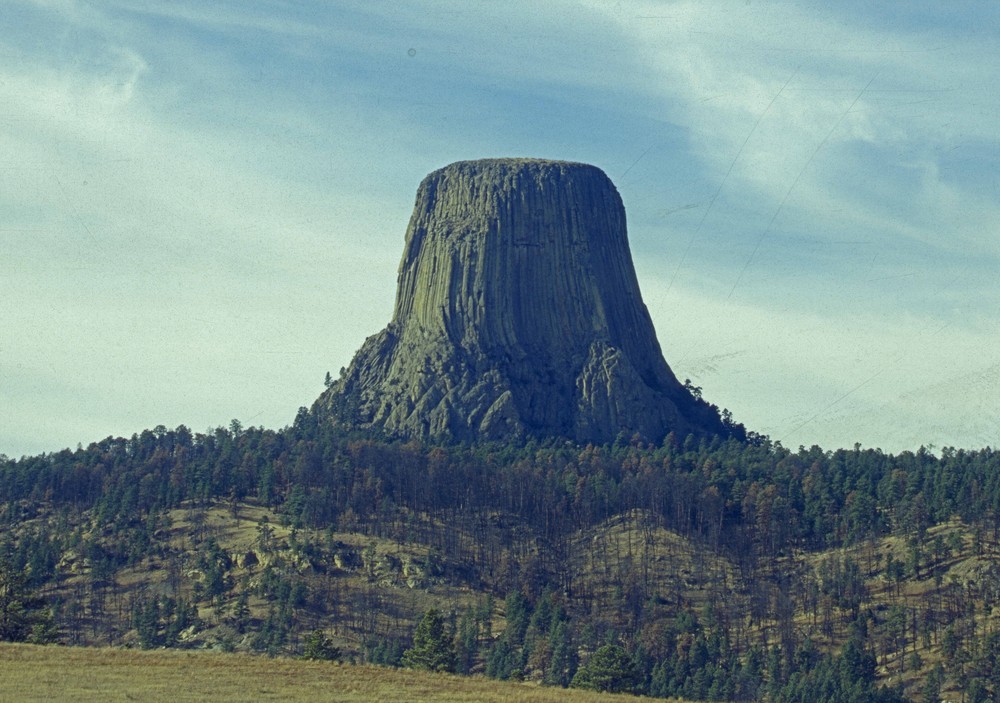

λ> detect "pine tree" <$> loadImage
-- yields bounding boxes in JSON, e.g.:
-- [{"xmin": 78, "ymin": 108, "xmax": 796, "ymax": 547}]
[
  {"xmin": 454, "ymin": 607, "xmax": 479, "ymax": 674},
  {"xmin": 402, "ymin": 608, "xmax": 456, "ymax": 673},
  {"xmin": 0, "ymin": 559, "xmax": 55, "ymax": 643},
  {"xmin": 232, "ymin": 590, "xmax": 251, "ymax": 634},
  {"xmin": 545, "ymin": 620, "xmax": 576, "ymax": 687},
  {"xmin": 303, "ymin": 629, "xmax": 341, "ymax": 661},
  {"xmin": 571, "ymin": 644, "xmax": 640, "ymax": 694},
  {"xmin": 922, "ymin": 664, "xmax": 944, "ymax": 703}
]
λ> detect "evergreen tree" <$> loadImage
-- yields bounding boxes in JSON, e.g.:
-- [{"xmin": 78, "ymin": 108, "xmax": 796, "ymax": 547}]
[
  {"xmin": 454, "ymin": 607, "xmax": 479, "ymax": 674},
  {"xmin": 134, "ymin": 598, "xmax": 161, "ymax": 649},
  {"xmin": 503, "ymin": 591, "xmax": 531, "ymax": 645},
  {"xmin": 545, "ymin": 620, "xmax": 576, "ymax": 687},
  {"xmin": 571, "ymin": 644, "xmax": 641, "ymax": 694},
  {"xmin": 232, "ymin": 590, "xmax": 251, "ymax": 634},
  {"xmin": 485, "ymin": 637, "xmax": 518, "ymax": 680},
  {"xmin": 302, "ymin": 629, "xmax": 341, "ymax": 661},
  {"xmin": 0, "ymin": 559, "xmax": 55, "ymax": 643},
  {"xmin": 402, "ymin": 608, "xmax": 456, "ymax": 673}
]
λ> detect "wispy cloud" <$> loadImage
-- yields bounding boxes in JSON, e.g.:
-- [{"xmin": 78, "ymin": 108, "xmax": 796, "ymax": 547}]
[
  {"xmin": 644, "ymin": 277, "xmax": 1000, "ymax": 451},
  {"xmin": 595, "ymin": 1, "xmax": 1000, "ymax": 263},
  {"xmin": 0, "ymin": 2, "xmax": 410, "ymax": 456},
  {"xmin": 2, "ymin": 1, "xmax": 998, "ymax": 456}
]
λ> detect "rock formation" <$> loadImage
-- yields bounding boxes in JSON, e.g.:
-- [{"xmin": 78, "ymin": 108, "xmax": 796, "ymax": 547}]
[{"xmin": 314, "ymin": 158, "xmax": 728, "ymax": 444}]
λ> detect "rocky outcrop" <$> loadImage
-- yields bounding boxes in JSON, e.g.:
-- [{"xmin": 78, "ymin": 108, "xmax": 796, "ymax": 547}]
[{"xmin": 315, "ymin": 158, "xmax": 727, "ymax": 444}]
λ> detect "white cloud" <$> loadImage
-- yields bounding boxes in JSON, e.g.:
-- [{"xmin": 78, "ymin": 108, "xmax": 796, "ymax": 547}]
[
  {"xmin": 98, "ymin": 0, "xmax": 327, "ymax": 39},
  {"xmin": 3, "ymin": 1, "xmax": 998, "ymax": 456},
  {"xmin": 642, "ymin": 275, "xmax": 1000, "ymax": 452},
  {"xmin": 588, "ymin": 1, "xmax": 1000, "ymax": 260},
  {"xmin": 0, "ymin": 7, "xmax": 410, "ymax": 456}
]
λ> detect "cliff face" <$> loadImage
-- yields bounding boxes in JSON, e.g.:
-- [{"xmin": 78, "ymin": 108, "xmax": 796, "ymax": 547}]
[{"xmin": 315, "ymin": 158, "xmax": 725, "ymax": 443}]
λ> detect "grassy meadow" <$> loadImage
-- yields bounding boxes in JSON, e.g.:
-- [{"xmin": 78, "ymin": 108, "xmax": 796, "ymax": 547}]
[{"xmin": 0, "ymin": 643, "xmax": 649, "ymax": 703}]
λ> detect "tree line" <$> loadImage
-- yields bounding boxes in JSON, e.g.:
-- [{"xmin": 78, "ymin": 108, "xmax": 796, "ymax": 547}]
[
  {"xmin": 4, "ymin": 413, "xmax": 997, "ymax": 562},
  {"xmin": 4, "ymin": 409, "xmax": 1000, "ymax": 700}
]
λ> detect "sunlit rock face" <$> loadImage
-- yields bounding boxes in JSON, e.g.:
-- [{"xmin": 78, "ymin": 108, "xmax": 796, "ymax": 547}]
[{"xmin": 315, "ymin": 158, "xmax": 725, "ymax": 443}]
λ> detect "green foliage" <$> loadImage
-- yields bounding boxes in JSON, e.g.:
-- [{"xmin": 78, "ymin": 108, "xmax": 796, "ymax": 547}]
[
  {"xmin": 363, "ymin": 636, "xmax": 405, "ymax": 667},
  {"xmin": 5, "ymin": 417, "xmax": 1000, "ymax": 699},
  {"xmin": 402, "ymin": 609, "xmax": 456, "ymax": 673},
  {"xmin": 571, "ymin": 644, "xmax": 640, "ymax": 694},
  {"xmin": 0, "ymin": 559, "xmax": 55, "ymax": 643},
  {"xmin": 134, "ymin": 598, "xmax": 161, "ymax": 649},
  {"xmin": 197, "ymin": 539, "xmax": 231, "ymax": 600},
  {"xmin": 132, "ymin": 596, "xmax": 198, "ymax": 649},
  {"xmin": 302, "ymin": 629, "xmax": 341, "ymax": 661},
  {"xmin": 251, "ymin": 605, "xmax": 289, "ymax": 656},
  {"xmin": 503, "ymin": 591, "xmax": 531, "ymax": 645},
  {"xmin": 4, "ymin": 420, "xmax": 1000, "ymax": 576},
  {"xmin": 485, "ymin": 637, "xmax": 520, "ymax": 680},
  {"xmin": 231, "ymin": 590, "xmax": 251, "ymax": 634},
  {"xmin": 454, "ymin": 607, "xmax": 480, "ymax": 675},
  {"xmin": 545, "ymin": 621, "xmax": 576, "ymax": 687}
]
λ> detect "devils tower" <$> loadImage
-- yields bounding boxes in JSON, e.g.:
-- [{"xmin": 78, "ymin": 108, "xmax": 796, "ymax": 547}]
[{"xmin": 315, "ymin": 158, "xmax": 728, "ymax": 444}]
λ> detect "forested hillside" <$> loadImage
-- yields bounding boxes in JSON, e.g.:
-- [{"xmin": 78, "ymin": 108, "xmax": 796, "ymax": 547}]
[{"xmin": 3, "ymin": 410, "xmax": 1000, "ymax": 701}]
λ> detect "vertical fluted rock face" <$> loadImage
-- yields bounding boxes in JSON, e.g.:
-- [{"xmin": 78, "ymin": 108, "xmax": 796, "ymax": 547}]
[{"xmin": 315, "ymin": 158, "xmax": 725, "ymax": 443}]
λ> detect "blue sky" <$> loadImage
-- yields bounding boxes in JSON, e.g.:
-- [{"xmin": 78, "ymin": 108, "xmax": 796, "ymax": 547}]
[{"xmin": 2, "ymin": 0, "xmax": 999, "ymax": 457}]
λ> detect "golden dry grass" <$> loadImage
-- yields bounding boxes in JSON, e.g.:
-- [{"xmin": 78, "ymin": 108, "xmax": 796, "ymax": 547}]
[{"xmin": 0, "ymin": 643, "xmax": 651, "ymax": 703}]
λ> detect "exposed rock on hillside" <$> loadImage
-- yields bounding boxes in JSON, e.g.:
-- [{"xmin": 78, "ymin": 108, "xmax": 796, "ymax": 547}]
[{"xmin": 315, "ymin": 158, "xmax": 727, "ymax": 444}]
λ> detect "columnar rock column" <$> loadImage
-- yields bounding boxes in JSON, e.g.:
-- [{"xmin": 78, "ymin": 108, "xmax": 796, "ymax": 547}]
[{"xmin": 314, "ymin": 158, "xmax": 724, "ymax": 443}]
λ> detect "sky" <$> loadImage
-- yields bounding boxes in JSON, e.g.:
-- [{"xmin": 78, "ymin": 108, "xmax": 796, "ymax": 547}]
[{"xmin": 2, "ymin": 0, "xmax": 999, "ymax": 458}]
